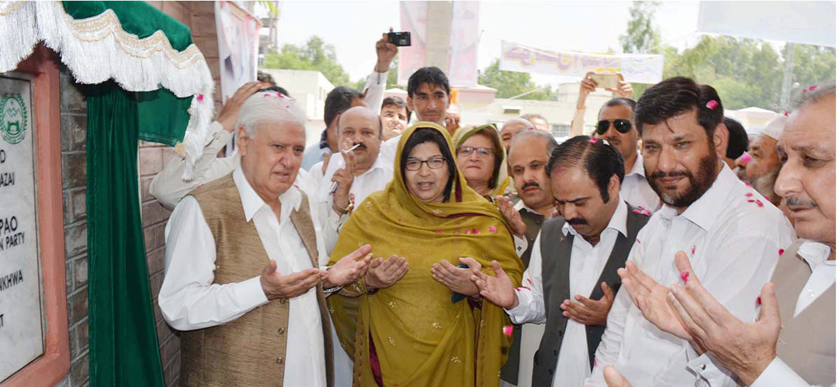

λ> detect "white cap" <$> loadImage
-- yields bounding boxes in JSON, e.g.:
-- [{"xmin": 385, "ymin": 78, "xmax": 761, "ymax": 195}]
[{"xmin": 760, "ymin": 116, "xmax": 786, "ymax": 141}]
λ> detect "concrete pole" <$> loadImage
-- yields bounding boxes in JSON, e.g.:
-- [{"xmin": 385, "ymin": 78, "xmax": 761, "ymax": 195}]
[
  {"xmin": 780, "ymin": 42, "xmax": 795, "ymax": 110},
  {"xmin": 424, "ymin": 1, "xmax": 453, "ymax": 73}
]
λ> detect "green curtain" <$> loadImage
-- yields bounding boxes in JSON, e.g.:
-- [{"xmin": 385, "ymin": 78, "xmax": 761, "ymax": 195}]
[{"xmin": 87, "ymin": 82, "xmax": 165, "ymax": 387}]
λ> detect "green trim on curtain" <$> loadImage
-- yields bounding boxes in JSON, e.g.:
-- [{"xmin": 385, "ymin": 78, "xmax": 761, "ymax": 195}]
[
  {"xmin": 62, "ymin": 1, "xmax": 194, "ymax": 51},
  {"xmin": 136, "ymin": 89, "xmax": 192, "ymax": 147},
  {"xmin": 87, "ymin": 82, "xmax": 165, "ymax": 387}
]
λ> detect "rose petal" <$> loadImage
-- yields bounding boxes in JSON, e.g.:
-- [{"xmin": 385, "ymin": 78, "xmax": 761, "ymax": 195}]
[
  {"xmin": 779, "ymin": 248, "xmax": 785, "ymax": 256},
  {"xmin": 527, "ymin": 278, "xmax": 533, "ymax": 286},
  {"xmin": 755, "ymin": 199, "xmax": 764, "ymax": 207},
  {"xmin": 489, "ymin": 225, "xmax": 498, "ymax": 233},
  {"xmin": 636, "ymin": 238, "xmax": 641, "ymax": 244},
  {"xmin": 197, "ymin": 94, "xmax": 204, "ymax": 102},
  {"xmin": 434, "ymin": 230, "xmax": 443, "ymax": 234},
  {"xmin": 809, "ymin": 85, "xmax": 818, "ymax": 92},
  {"xmin": 503, "ymin": 325, "xmax": 513, "ymax": 337},
  {"xmin": 691, "ymin": 245, "xmax": 696, "ymax": 255},
  {"xmin": 747, "ymin": 199, "xmax": 756, "ymax": 203},
  {"xmin": 680, "ymin": 271, "xmax": 690, "ymax": 282},
  {"xmin": 590, "ymin": 137, "xmax": 599, "ymax": 143},
  {"xmin": 745, "ymin": 193, "xmax": 753, "ymax": 197},
  {"xmin": 472, "ymin": 228, "xmax": 480, "ymax": 235},
  {"xmin": 757, "ymin": 296, "xmax": 762, "ymax": 305},
  {"xmin": 706, "ymin": 100, "xmax": 719, "ymax": 110}
]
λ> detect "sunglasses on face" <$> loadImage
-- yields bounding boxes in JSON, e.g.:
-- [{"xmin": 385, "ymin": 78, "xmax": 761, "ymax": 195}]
[{"xmin": 596, "ymin": 119, "xmax": 633, "ymax": 135}]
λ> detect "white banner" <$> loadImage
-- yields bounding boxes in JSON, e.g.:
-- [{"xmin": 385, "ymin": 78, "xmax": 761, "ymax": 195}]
[
  {"xmin": 697, "ymin": 1, "xmax": 835, "ymax": 48},
  {"xmin": 498, "ymin": 40, "xmax": 665, "ymax": 84},
  {"xmin": 215, "ymin": 1, "xmax": 261, "ymax": 104},
  {"xmin": 448, "ymin": 1, "xmax": 480, "ymax": 87}
]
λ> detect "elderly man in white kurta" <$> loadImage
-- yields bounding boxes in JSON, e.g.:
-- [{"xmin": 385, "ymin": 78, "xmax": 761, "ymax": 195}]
[{"xmin": 159, "ymin": 91, "xmax": 372, "ymax": 387}]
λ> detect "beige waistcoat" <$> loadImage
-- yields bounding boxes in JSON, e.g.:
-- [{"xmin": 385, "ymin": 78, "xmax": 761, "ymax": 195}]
[
  {"xmin": 771, "ymin": 240, "xmax": 835, "ymax": 386},
  {"xmin": 179, "ymin": 174, "xmax": 334, "ymax": 387}
]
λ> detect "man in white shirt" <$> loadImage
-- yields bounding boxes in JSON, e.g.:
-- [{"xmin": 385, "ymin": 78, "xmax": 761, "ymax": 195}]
[
  {"xmin": 159, "ymin": 90, "xmax": 373, "ymax": 387},
  {"xmin": 605, "ymin": 83, "xmax": 836, "ymax": 387},
  {"xmin": 584, "ymin": 77, "xmax": 794, "ymax": 387},
  {"xmin": 736, "ymin": 116, "xmax": 785, "ymax": 206},
  {"xmin": 474, "ymin": 136, "xmax": 650, "ymax": 387},
  {"xmin": 593, "ymin": 98, "xmax": 662, "ymax": 213}
]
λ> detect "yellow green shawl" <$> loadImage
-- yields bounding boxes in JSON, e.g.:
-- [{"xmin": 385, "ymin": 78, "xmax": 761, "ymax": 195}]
[
  {"xmin": 328, "ymin": 122, "xmax": 523, "ymax": 387},
  {"xmin": 451, "ymin": 123, "xmax": 511, "ymax": 199}
]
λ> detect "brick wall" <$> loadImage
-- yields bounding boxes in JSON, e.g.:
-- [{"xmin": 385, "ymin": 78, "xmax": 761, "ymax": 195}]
[{"xmin": 55, "ymin": 67, "xmax": 90, "ymax": 387}]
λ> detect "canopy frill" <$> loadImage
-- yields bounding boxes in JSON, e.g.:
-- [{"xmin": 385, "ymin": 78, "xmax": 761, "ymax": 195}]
[{"xmin": 0, "ymin": 1, "xmax": 215, "ymax": 179}]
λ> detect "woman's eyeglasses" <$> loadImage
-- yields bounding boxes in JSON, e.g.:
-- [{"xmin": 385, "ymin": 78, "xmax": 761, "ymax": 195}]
[
  {"xmin": 596, "ymin": 119, "xmax": 633, "ymax": 135},
  {"xmin": 405, "ymin": 156, "xmax": 447, "ymax": 171},
  {"xmin": 457, "ymin": 146, "xmax": 494, "ymax": 157}
]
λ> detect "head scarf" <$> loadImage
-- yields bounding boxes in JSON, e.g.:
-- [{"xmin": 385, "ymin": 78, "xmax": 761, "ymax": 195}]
[
  {"xmin": 452, "ymin": 123, "xmax": 511, "ymax": 199},
  {"xmin": 328, "ymin": 122, "xmax": 522, "ymax": 387}
]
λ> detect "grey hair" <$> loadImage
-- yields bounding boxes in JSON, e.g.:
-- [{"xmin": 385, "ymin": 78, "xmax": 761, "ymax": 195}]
[
  {"xmin": 792, "ymin": 81, "xmax": 836, "ymax": 111},
  {"xmin": 509, "ymin": 129, "xmax": 558, "ymax": 157},
  {"xmin": 502, "ymin": 118, "xmax": 535, "ymax": 131},
  {"xmin": 236, "ymin": 91, "xmax": 307, "ymax": 138}
]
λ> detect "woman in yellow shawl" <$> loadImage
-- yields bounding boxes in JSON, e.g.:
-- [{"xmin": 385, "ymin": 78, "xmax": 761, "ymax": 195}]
[
  {"xmin": 328, "ymin": 122, "xmax": 523, "ymax": 387},
  {"xmin": 452, "ymin": 123, "xmax": 510, "ymax": 201}
]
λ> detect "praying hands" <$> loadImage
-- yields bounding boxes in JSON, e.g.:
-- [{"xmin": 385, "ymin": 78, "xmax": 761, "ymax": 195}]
[
  {"xmin": 619, "ymin": 251, "xmax": 783, "ymax": 386},
  {"xmin": 432, "ymin": 257, "xmax": 482, "ymax": 297}
]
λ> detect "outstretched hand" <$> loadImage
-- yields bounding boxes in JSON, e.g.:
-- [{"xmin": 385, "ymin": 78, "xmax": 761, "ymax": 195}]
[
  {"xmin": 365, "ymin": 255, "xmax": 409, "ymax": 291},
  {"xmin": 561, "ymin": 281, "xmax": 616, "ymax": 327},
  {"xmin": 666, "ymin": 253, "xmax": 781, "ymax": 386},
  {"xmin": 432, "ymin": 257, "xmax": 481, "ymax": 297},
  {"xmin": 325, "ymin": 244, "xmax": 373, "ymax": 287},
  {"xmin": 618, "ymin": 253, "xmax": 692, "ymax": 340},
  {"xmin": 471, "ymin": 260, "xmax": 518, "ymax": 309}
]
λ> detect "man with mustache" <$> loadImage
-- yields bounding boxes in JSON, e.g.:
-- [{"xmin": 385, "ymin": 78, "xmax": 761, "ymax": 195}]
[
  {"xmin": 582, "ymin": 77, "xmax": 794, "ymax": 387},
  {"xmin": 474, "ymin": 135, "xmax": 650, "ymax": 387},
  {"xmin": 605, "ymin": 83, "xmax": 836, "ymax": 387},
  {"xmin": 494, "ymin": 129, "xmax": 558, "ymax": 387},
  {"xmin": 736, "ymin": 116, "xmax": 785, "ymax": 206},
  {"xmin": 309, "ymin": 106, "xmax": 393, "ymax": 386},
  {"xmin": 593, "ymin": 98, "xmax": 662, "ymax": 213}
]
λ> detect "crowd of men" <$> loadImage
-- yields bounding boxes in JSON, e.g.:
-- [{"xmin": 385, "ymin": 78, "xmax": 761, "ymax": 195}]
[{"xmin": 151, "ymin": 32, "xmax": 835, "ymax": 387}]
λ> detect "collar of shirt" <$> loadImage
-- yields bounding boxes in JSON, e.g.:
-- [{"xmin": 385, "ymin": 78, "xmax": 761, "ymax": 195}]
[
  {"xmin": 233, "ymin": 166, "xmax": 302, "ymax": 223},
  {"xmin": 658, "ymin": 164, "xmax": 737, "ymax": 231},
  {"xmin": 626, "ymin": 152, "xmax": 646, "ymax": 178},
  {"xmin": 798, "ymin": 240, "xmax": 834, "ymax": 271},
  {"xmin": 562, "ymin": 197, "xmax": 629, "ymax": 239},
  {"xmin": 514, "ymin": 197, "xmax": 535, "ymax": 213}
]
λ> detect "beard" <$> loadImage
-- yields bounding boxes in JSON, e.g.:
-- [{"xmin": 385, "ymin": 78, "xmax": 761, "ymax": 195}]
[
  {"xmin": 751, "ymin": 165, "xmax": 781, "ymax": 205},
  {"xmin": 647, "ymin": 145, "xmax": 719, "ymax": 208}
]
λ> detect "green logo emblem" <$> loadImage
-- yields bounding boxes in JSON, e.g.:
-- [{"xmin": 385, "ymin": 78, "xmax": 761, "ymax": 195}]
[{"xmin": 0, "ymin": 93, "xmax": 27, "ymax": 145}]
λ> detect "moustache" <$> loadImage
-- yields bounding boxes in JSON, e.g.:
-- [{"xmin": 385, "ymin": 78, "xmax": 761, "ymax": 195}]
[
  {"xmin": 650, "ymin": 170, "xmax": 691, "ymax": 180},
  {"xmin": 785, "ymin": 196, "xmax": 817, "ymax": 209},
  {"xmin": 352, "ymin": 142, "xmax": 367, "ymax": 150},
  {"xmin": 521, "ymin": 181, "xmax": 540, "ymax": 191},
  {"xmin": 566, "ymin": 218, "xmax": 588, "ymax": 226}
]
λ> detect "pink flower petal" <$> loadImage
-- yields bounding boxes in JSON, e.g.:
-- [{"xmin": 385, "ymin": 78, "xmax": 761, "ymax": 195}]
[
  {"xmin": 527, "ymin": 278, "xmax": 533, "ymax": 286},
  {"xmin": 503, "ymin": 325, "xmax": 513, "ymax": 337},
  {"xmin": 779, "ymin": 249, "xmax": 785, "ymax": 256},
  {"xmin": 784, "ymin": 110, "xmax": 789, "ymax": 116},
  {"xmin": 489, "ymin": 225, "xmax": 498, "ymax": 233},
  {"xmin": 740, "ymin": 153, "xmax": 752, "ymax": 164},
  {"xmin": 745, "ymin": 193, "xmax": 753, "ymax": 197},
  {"xmin": 680, "ymin": 271, "xmax": 690, "ymax": 282},
  {"xmin": 706, "ymin": 100, "xmax": 719, "ymax": 110},
  {"xmin": 747, "ymin": 199, "xmax": 756, "ymax": 203},
  {"xmin": 809, "ymin": 85, "xmax": 818, "ymax": 92},
  {"xmin": 434, "ymin": 230, "xmax": 443, "ymax": 234},
  {"xmin": 633, "ymin": 209, "xmax": 641, "ymax": 214},
  {"xmin": 691, "ymin": 245, "xmax": 696, "ymax": 255},
  {"xmin": 755, "ymin": 199, "xmax": 764, "ymax": 207},
  {"xmin": 471, "ymin": 228, "xmax": 480, "ymax": 235},
  {"xmin": 757, "ymin": 296, "xmax": 762, "ymax": 305},
  {"xmin": 197, "ymin": 94, "xmax": 204, "ymax": 102},
  {"xmin": 590, "ymin": 137, "xmax": 599, "ymax": 143},
  {"xmin": 636, "ymin": 238, "xmax": 641, "ymax": 244},
  {"xmin": 744, "ymin": 182, "xmax": 753, "ymax": 188}
]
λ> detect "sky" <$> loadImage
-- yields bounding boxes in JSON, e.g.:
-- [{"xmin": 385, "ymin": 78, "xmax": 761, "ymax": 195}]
[{"xmin": 268, "ymin": 1, "xmax": 704, "ymax": 87}]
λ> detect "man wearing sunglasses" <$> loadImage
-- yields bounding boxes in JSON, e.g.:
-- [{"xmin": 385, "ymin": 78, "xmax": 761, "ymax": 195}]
[{"xmin": 594, "ymin": 98, "xmax": 662, "ymax": 213}]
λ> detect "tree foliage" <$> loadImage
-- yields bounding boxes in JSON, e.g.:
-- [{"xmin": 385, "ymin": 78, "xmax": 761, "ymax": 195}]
[
  {"xmin": 263, "ymin": 36, "xmax": 354, "ymax": 87},
  {"xmin": 478, "ymin": 59, "xmax": 554, "ymax": 100},
  {"xmin": 620, "ymin": 1, "xmax": 662, "ymax": 54},
  {"xmin": 620, "ymin": 1, "xmax": 835, "ymax": 111}
]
